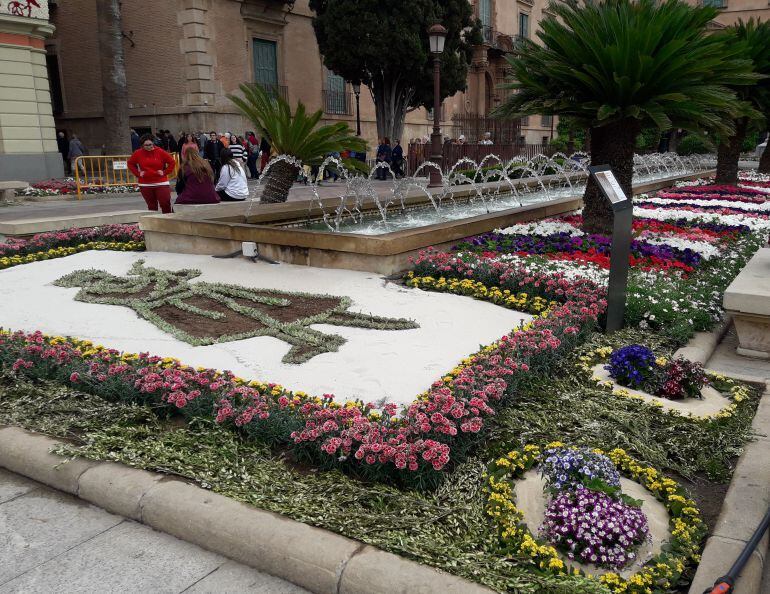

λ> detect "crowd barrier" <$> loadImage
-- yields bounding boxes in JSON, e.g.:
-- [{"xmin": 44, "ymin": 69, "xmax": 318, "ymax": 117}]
[{"xmin": 73, "ymin": 155, "xmax": 180, "ymax": 199}]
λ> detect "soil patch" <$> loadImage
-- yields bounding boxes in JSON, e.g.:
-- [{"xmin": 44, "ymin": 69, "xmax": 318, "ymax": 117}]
[
  {"xmin": 232, "ymin": 294, "xmax": 342, "ymax": 323},
  {"xmin": 153, "ymin": 297, "xmax": 268, "ymax": 340}
]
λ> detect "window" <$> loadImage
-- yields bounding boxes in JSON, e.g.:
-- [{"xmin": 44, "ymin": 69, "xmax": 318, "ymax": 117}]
[
  {"xmin": 518, "ymin": 135, "xmax": 526, "ymax": 144},
  {"xmin": 253, "ymin": 38, "xmax": 278, "ymax": 89},
  {"xmin": 479, "ymin": 0, "xmax": 493, "ymax": 42},
  {"xmin": 519, "ymin": 13, "xmax": 529, "ymax": 38},
  {"xmin": 542, "ymin": 136, "xmax": 549, "ymax": 145},
  {"xmin": 541, "ymin": 115, "xmax": 553, "ymax": 127},
  {"xmin": 324, "ymin": 69, "xmax": 349, "ymax": 115},
  {"xmin": 520, "ymin": 115, "xmax": 529, "ymax": 126},
  {"xmin": 701, "ymin": 0, "xmax": 726, "ymax": 7}
]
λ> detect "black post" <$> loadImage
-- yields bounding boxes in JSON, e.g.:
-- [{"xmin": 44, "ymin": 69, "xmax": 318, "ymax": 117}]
[
  {"xmin": 355, "ymin": 93, "xmax": 361, "ymax": 137},
  {"xmin": 588, "ymin": 165, "xmax": 633, "ymax": 332}
]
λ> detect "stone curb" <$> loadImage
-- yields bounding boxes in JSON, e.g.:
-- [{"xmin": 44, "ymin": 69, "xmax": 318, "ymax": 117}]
[
  {"xmin": 0, "ymin": 425, "xmax": 493, "ymax": 594},
  {"xmin": 674, "ymin": 315, "xmax": 733, "ymax": 365},
  {"xmin": 688, "ymin": 382, "xmax": 770, "ymax": 594}
]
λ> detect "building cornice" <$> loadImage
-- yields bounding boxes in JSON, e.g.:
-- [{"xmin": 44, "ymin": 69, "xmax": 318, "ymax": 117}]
[{"xmin": 0, "ymin": 14, "xmax": 54, "ymax": 38}]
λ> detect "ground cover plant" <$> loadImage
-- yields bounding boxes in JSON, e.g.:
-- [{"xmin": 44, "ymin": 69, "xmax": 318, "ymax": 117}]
[
  {"xmin": 14, "ymin": 179, "xmax": 139, "ymax": 197},
  {"xmin": 0, "ymin": 224, "xmax": 144, "ymax": 270},
  {"xmin": 0, "ymin": 177, "xmax": 765, "ymax": 592},
  {"xmin": 54, "ymin": 260, "xmax": 418, "ymax": 364}
]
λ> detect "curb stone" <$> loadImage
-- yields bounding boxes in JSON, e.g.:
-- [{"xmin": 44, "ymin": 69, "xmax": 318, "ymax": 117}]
[
  {"xmin": 674, "ymin": 315, "xmax": 733, "ymax": 365},
  {"xmin": 688, "ymin": 382, "xmax": 770, "ymax": 594},
  {"xmin": 0, "ymin": 425, "xmax": 494, "ymax": 594}
]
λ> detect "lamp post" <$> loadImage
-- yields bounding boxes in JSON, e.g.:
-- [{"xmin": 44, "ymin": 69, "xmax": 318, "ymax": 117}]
[
  {"xmin": 352, "ymin": 81, "xmax": 361, "ymax": 137},
  {"xmin": 428, "ymin": 23, "xmax": 447, "ymax": 188}
]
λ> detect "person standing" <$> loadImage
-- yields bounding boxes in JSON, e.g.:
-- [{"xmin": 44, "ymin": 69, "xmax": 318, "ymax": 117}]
[
  {"xmin": 68, "ymin": 134, "xmax": 87, "ymax": 179},
  {"xmin": 130, "ymin": 129, "xmax": 140, "ymax": 152},
  {"xmin": 375, "ymin": 137, "xmax": 392, "ymax": 181},
  {"xmin": 246, "ymin": 133, "xmax": 260, "ymax": 179},
  {"xmin": 57, "ymin": 131, "xmax": 70, "ymax": 176},
  {"xmin": 175, "ymin": 146, "xmax": 220, "ymax": 206},
  {"xmin": 204, "ymin": 131, "xmax": 225, "ymax": 179},
  {"xmin": 228, "ymin": 136, "xmax": 245, "ymax": 164},
  {"xmin": 391, "ymin": 140, "xmax": 404, "ymax": 179},
  {"xmin": 128, "ymin": 134, "xmax": 176, "ymax": 214},
  {"xmin": 180, "ymin": 134, "xmax": 199, "ymax": 157},
  {"xmin": 215, "ymin": 148, "xmax": 249, "ymax": 202},
  {"xmin": 259, "ymin": 135, "xmax": 271, "ymax": 173}
]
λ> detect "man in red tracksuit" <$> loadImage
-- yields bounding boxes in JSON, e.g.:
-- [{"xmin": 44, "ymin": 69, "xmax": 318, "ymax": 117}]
[{"xmin": 128, "ymin": 134, "xmax": 177, "ymax": 214}]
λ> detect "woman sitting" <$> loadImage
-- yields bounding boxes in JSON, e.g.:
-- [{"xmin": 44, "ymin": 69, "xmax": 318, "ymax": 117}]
[
  {"xmin": 215, "ymin": 148, "xmax": 249, "ymax": 201},
  {"xmin": 175, "ymin": 146, "xmax": 220, "ymax": 206}
]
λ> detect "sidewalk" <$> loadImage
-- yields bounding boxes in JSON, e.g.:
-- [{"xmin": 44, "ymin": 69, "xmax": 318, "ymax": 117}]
[
  {"xmin": 0, "ymin": 468, "xmax": 307, "ymax": 593},
  {"xmin": 0, "ymin": 179, "xmax": 397, "ymax": 224}
]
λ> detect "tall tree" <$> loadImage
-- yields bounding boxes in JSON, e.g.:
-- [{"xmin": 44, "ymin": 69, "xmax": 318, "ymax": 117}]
[
  {"xmin": 308, "ymin": 0, "xmax": 479, "ymax": 143},
  {"xmin": 95, "ymin": 0, "xmax": 130, "ymax": 154},
  {"xmin": 714, "ymin": 20, "xmax": 770, "ymax": 185},
  {"xmin": 494, "ymin": 0, "xmax": 756, "ymax": 234}
]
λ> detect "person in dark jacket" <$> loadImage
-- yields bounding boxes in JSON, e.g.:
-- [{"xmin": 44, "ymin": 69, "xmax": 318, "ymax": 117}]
[
  {"xmin": 259, "ymin": 136, "xmax": 271, "ymax": 173},
  {"xmin": 130, "ymin": 129, "xmax": 140, "ymax": 152},
  {"xmin": 203, "ymin": 131, "xmax": 225, "ymax": 179},
  {"xmin": 57, "ymin": 131, "xmax": 70, "ymax": 176},
  {"xmin": 391, "ymin": 140, "xmax": 404, "ymax": 179},
  {"xmin": 375, "ymin": 137, "xmax": 392, "ymax": 181},
  {"xmin": 175, "ymin": 146, "xmax": 220, "ymax": 206}
]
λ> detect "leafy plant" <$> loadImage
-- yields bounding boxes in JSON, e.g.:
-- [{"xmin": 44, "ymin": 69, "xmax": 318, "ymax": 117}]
[
  {"xmin": 495, "ymin": 0, "xmax": 757, "ymax": 233},
  {"xmin": 228, "ymin": 83, "xmax": 366, "ymax": 203}
]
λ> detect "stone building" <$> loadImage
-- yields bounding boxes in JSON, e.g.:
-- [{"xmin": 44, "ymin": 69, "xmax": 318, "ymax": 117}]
[
  {"xmin": 47, "ymin": 0, "xmax": 557, "ymax": 154},
  {"xmin": 0, "ymin": 0, "xmax": 62, "ymax": 181},
  {"xmin": 687, "ymin": 0, "xmax": 770, "ymax": 26}
]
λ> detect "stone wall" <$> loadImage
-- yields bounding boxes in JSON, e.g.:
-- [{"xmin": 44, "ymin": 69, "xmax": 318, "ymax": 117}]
[{"xmin": 0, "ymin": 2, "xmax": 63, "ymax": 181}]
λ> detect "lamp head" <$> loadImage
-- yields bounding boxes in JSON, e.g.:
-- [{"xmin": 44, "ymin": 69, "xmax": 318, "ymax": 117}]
[{"xmin": 428, "ymin": 23, "xmax": 448, "ymax": 54}]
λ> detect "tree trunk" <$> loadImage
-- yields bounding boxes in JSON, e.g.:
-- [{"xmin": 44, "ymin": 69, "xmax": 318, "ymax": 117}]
[
  {"xmin": 715, "ymin": 117, "xmax": 749, "ymax": 186},
  {"xmin": 95, "ymin": 0, "xmax": 130, "ymax": 155},
  {"xmin": 759, "ymin": 134, "xmax": 770, "ymax": 174},
  {"xmin": 371, "ymin": 80, "xmax": 412, "ymax": 144},
  {"xmin": 261, "ymin": 159, "xmax": 299, "ymax": 203},
  {"xmin": 581, "ymin": 118, "xmax": 641, "ymax": 235}
]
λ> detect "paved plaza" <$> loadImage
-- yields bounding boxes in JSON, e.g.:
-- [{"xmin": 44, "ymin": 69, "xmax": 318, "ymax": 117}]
[{"xmin": 0, "ymin": 468, "xmax": 306, "ymax": 594}]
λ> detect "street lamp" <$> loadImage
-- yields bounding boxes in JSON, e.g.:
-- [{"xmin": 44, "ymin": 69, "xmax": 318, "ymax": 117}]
[
  {"xmin": 352, "ymin": 81, "xmax": 361, "ymax": 137},
  {"xmin": 428, "ymin": 23, "xmax": 447, "ymax": 187}
]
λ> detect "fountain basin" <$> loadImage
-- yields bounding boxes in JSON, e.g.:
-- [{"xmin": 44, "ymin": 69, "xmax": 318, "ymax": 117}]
[{"xmin": 140, "ymin": 170, "xmax": 713, "ymax": 275}]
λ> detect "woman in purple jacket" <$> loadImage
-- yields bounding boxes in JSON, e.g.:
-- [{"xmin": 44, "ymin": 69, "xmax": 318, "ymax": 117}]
[{"xmin": 175, "ymin": 146, "xmax": 220, "ymax": 206}]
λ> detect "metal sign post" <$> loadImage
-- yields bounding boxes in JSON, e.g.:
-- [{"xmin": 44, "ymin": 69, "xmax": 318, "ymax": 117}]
[{"xmin": 588, "ymin": 165, "xmax": 633, "ymax": 333}]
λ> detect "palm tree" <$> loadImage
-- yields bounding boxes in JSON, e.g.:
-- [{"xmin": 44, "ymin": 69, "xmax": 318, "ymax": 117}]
[
  {"xmin": 228, "ymin": 84, "xmax": 366, "ymax": 203},
  {"xmin": 714, "ymin": 20, "xmax": 770, "ymax": 185},
  {"xmin": 494, "ymin": 0, "xmax": 757, "ymax": 233},
  {"xmin": 95, "ymin": 0, "xmax": 130, "ymax": 154}
]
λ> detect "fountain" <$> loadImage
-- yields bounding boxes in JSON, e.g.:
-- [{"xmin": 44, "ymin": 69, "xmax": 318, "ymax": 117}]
[{"xmin": 140, "ymin": 152, "xmax": 714, "ymax": 274}]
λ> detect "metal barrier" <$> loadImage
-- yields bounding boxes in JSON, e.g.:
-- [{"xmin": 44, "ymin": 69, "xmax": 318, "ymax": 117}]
[{"xmin": 74, "ymin": 154, "xmax": 180, "ymax": 199}]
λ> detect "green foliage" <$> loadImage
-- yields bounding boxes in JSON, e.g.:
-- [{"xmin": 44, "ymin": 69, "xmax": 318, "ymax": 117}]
[
  {"xmin": 308, "ymin": 0, "xmax": 478, "ymax": 136},
  {"xmin": 635, "ymin": 128, "xmax": 661, "ymax": 152},
  {"xmin": 676, "ymin": 133, "xmax": 712, "ymax": 156},
  {"xmin": 556, "ymin": 116, "xmax": 586, "ymax": 150},
  {"xmin": 494, "ymin": 0, "xmax": 758, "ymax": 137},
  {"xmin": 721, "ymin": 20, "xmax": 770, "ymax": 120},
  {"xmin": 228, "ymin": 83, "xmax": 366, "ymax": 165}
]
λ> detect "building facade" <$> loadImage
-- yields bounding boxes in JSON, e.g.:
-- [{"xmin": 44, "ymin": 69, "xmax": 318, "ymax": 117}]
[
  {"xmin": 0, "ymin": 0, "xmax": 62, "ymax": 181},
  {"xmin": 48, "ymin": 0, "xmax": 558, "ymax": 154},
  {"xmin": 688, "ymin": 0, "xmax": 770, "ymax": 26}
]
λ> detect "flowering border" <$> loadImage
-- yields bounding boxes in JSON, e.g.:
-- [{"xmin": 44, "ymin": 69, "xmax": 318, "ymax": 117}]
[
  {"xmin": 577, "ymin": 347, "xmax": 751, "ymax": 421},
  {"xmin": 0, "ymin": 251, "xmax": 605, "ymax": 479},
  {"xmin": 485, "ymin": 443, "xmax": 706, "ymax": 593},
  {"xmin": 0, "ymin": 241, "xmax": 144, "ymax": 270}
]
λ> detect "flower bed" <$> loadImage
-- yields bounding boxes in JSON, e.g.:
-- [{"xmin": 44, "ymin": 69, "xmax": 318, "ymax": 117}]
[
  {"xmin": 0, "ymin": 254, "xmax": 605, "ymax": 481},
  {"xmin": 0, "ymin": 225, "xmax": 145, "ymax": 271},
  {"xmin": 485, "ymin": 443, "xmax": 706, "ymax": 593},
  {"xmin": 16, "ymin": 179, "xmax": 139, "ymax": 197}
]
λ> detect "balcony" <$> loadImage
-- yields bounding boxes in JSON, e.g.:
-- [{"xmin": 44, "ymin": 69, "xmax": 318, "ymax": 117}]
[
  {"xmin": 479, "ymin": 27, "xmax": 516, "ymax": 53},
  {"xmin": 257, "ymin": 82, "xmax": 289, "ymax": 102},
  {"xmin": 323, "ymin": 90, "xmax": 353, "ymax": 116}
]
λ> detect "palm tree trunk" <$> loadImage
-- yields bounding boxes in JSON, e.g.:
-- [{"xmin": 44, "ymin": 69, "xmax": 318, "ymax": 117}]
[
  {"xmin": 95, "ymin": 0, "xmax": 130, "ymax": 154},
  {"xmin": 715, "ymin": 117, "xmax": 748, "ymax": 186},
  {"xmin": 759, "ymin": 136, "xmax": 770, "ymax": 174},
  {"xmin": 581, "ymin": 119, "xmax": 641, "ymax": 235},
  {"xmin": 261, "ymin": 159, "xmax": 299, "ymax": 203}
]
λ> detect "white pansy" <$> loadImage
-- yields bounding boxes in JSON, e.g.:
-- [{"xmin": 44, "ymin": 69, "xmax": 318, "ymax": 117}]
[
  {"xmin": 641, "ymin": 197, "xmax": 770, "ymax": 212},
  {"xmin": 495, "ymin": 220, "xmax": 584, "ymax": 237}
]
